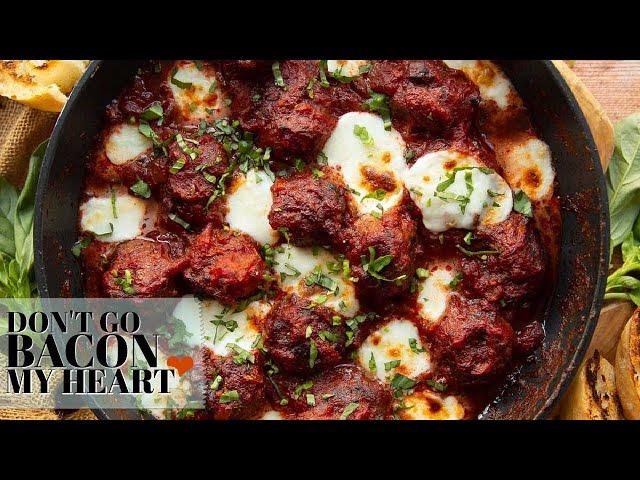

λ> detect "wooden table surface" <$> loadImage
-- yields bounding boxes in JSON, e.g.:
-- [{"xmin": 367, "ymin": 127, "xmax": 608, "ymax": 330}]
[{"xmin": 572, "ymin": 60, "xmax": 640, "ymax": 122}]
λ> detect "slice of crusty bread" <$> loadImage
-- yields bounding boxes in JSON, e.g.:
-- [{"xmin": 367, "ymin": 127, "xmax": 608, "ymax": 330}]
[
  {"xmin": 559, "ymin": 349, "xmax": 623, "ymax": 420},
  {"xmin": 0, "ymin": 60, "xmax": 89, "ymax": 112},
  {"xmin": 615, "ymin": 310, "xmax": 640, "ymax": 419}
]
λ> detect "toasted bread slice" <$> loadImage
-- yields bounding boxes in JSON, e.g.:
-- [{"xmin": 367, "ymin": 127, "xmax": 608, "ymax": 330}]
[
  {"xmin": 0, "ymin": 60, "xmax": 89, "ymax": 112},
  {"xmin": 559, "ymin": 349, "xmax": 623, "ymax": 420},
  {"xmin": 615, "ymin": 310, "xmax": 640, "ymax": 419}
]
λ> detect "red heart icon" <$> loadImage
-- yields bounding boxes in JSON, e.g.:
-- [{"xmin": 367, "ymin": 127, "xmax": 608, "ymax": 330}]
[{"xmin": 167, "ymin": 356, "xmax": 194, "ymax": 376}]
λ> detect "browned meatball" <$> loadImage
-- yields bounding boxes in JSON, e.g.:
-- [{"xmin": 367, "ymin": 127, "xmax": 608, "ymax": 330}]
[
  {"xmin": 103, "ymin": 239, "xmax": 187, "ymax": 298},
  {"xmin": 389, "ymin": 61, "xmax": 479, "ymax": 133},
  {"xmin": 429, "ymin": 295, "xmax": 515, "ymax": 387},
  {"xmin": 157, "ymin": 193, "xmax": 226, "ymax": 233},
  {"xmin": 182, "ymin": 225, "xmax": 265, "ymax": 304},
  {"xmin": 196, "ymin": 348, "xmax": 267, "ymax": 420},
  {"xmin": 263, "ymin": 294, "xmax": 347, "ymax": 375},
  {"xmin": 460, "ymin": 213, "xmax": 546, "ymax": 304},
  {"xmin": 165, "ymin": 134, "xmax": 228, "ymax": 203},
  {"xmin": 241, "ymin": 61, "xmax": 337, "ymax": 162},
  {"xmin": 340, "ymin": 203, "xmax": 418, "ymax": 301},
  {"xmin": 268, "ymin": 170, "xmax": 348, "ymax": 246},
  {"xmin": 293, "ymin": 365, "xmax": 392, "ymax": 420}
]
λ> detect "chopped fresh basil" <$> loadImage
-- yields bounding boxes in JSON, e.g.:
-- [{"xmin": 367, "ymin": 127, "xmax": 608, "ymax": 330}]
[
  {"xmin": 168, "ymin": 213, "xmax": 190, "ymax": 230},
  {"xmin": 353, "ymin": 124, "xmax": 374, "ymax": 146},
  {"xmin": 130, "ymin": 178, "xmax": 151, "ymax": 199},
  {"xmin": 71, "ymin": 236, "xmax": 91, "ymax": 257},
  {"xmin": 408, "ymin": 338, "xmax": 426, "ymax": 354},
  {"xmin": 309, "ymin": 339, "xmax": 318, "ymax": 369},
  {"xmin": 340, "ymin": 402, "xmax": 359, "ymax": 420},
  {"xmin": 385, "ymin": 359, "xmax": 401, "ymax": 371},
  {"xmin": 361, "ymin": 189, "xmax": 386, "ymax": 202},
  {"xmin": 272, "ymin": 61, "xmax": 285, "ymax": 88},
  {"xmin": 170, "ymin": 68, "xmax": 192, "ymax": 89},
  {"xmin": 426, "ymin": 379, "xmax": 447, "ymax": 392},
  {"xmin": 363, "ymin": 91, "xmax": 391, "ymax": 130},
  {"xmin": 513, "ymin": 189, "xmax": 533, "ymax": 217},
  {"xmin": 218, "ymin": 390, "xmax": 239, "ymax": 404},
  {"xmin": 140, "ymin": 101, "xmax": 163, "ymax": 122},
  {"xmin": 415, "ymin": 268, "xmax": 429, "ymax": 279}
]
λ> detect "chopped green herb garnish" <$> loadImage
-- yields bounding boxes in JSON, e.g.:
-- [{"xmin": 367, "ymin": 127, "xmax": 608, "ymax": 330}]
[
  {"xmin": 168, "ymin": 213, "xmax": 190, "ymax": 230},
  {"xmin": 340, "ymin": 402, "xmax": 359, "ymax": 420},
  {"xmin": 130, "ymin": 178, "xmax": 151, "ymax": 198},
  {"xmin": 272, "ymin": 61, "xmax": 285, "ymax": 88},
  {"xmin": 408, "ymin": 338, "xmax": 426, "ymax": 354},
  {"xmin": 514, "ymin": 189, "xmax": 533, "ymax": 217},
  {"xmin": 170, "ymin": 68, "xmax": 192, "ymax": 89},
  {"xmin": 219, "ymin": 390, "xmax": 240, "ymax": 403},
  {"xmin": 140, "ymin": 101, "xmax": 163, "ymax": 122},
  {"xmin": 353, "ymin": 124, "xmax": 374, "ymax": 146},
  {"xmin": 363, "ymin": 91, "xmax": 391, "ymax": 130},
  {"xmin": 71, "ymin": 237, "xmax": 91, "ymax": 257}
]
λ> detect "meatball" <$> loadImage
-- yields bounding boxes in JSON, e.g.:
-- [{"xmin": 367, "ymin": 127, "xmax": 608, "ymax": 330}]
[
  {"xmin": 240, "ymin": 61, "xmax": 337, "ymax": 162},
  {"xmin": 263, "ymin": 294, "xmax": 347, "ymax": 375},
  {"xmin": 389, "ymin": 61, "xmax": 479, "ymax": 133},
  {"xmin": 429, "ymin": 295, "xmax": 515, "ymax": 386},
  {"xmin": 460, "ymin": 213, "xmax": 546, "ymax": 304},
  {"xmin": 268, "ymin": 171, "xmax": 348, "ymax": 245},
  {"xmin": 182, "ymin": 225, "xmax": 265, "ymax": 304},
  {"xmin": 165, "ymin": 134, "xmax": 228, "ymax": 203},
  {"xmin": 340, "ymin": 204, "xmax": 418, "ymax": 301},
  {"xmin": 197, "ymin": 348, "xmax": 267, "ymax": 420},
  {"xmin": 103, "ymin": 239, "xmax": 187, "ymax": 298},
  {"xmin": 294, "ymin": 365, "xmax": 392, "ymax": 420}
]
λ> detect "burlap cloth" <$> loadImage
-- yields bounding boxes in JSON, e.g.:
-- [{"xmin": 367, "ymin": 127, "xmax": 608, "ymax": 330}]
[{"xmin": 0, "ymin": 96, "xmax": 97, "ymax": 420}]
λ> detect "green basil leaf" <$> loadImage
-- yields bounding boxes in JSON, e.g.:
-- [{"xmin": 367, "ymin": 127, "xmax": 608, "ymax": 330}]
[
  {"xmin": 130, "ymin": 179, "xmax": 152, "ymax": 199},
  {"xmin": 608, "ymin": 113, "xmax": 640, "ymax": 255},
  {"xmin": 14, "ymin": 140, "xmax": 47, "ymax": 282},
  {"xmin": 0, "ymin": 177, "xmax": 18, "ymax": 257},
  {"xmin": 513, "ymin": 189, "xmax": 533, "ymax": 217}
]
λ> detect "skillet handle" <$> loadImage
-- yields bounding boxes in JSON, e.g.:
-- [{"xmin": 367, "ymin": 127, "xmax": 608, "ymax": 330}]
[{"xmin": 552, "ymin": 60, "xmax": 614, "ymax": 169}]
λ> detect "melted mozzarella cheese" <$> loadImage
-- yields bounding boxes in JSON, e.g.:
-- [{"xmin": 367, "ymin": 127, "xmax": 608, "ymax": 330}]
[
  {"xmin": 168, "ymin": 61, "xmax": 227, "ymax": 122},
  {"xmin": 172, "ymin": 295, "xmax": 202, "ymax": 348},
  {"xmin": 398, "ymin": 390, "xmax": 466, "ymax": 420},
  {"xmin": 273, "ymin": 244, "xmax": 359, "ymax": 317},
  {"xmin": 417, "ymin": 266, "xmax": 455, "ymax": 324},
  {"xmin": 173, "ymin": 294, "xmax": 269, "ymax": 355},
  {"xmin": 323, "ymin": 112, "xmax": 407, "ymax": 216},
  {"xmin": 105, "ymin": 123, "xmax": 152, "ymax": 165},
  {"xmin": 260, "ymin": 410, "xmax": 284, "ymax": 420},
  {"xmin": 226, "ymin": 169, "xmax": 278, "ymax": 245},
  {"xmin": 403, "ymin": 149, "xmax": 512, "ymax": 232},
  {"xmin": 443, "ymin": 60, "xmax": 519, "ymax": 109},
  {"xmin": 80, "ymin": 193, "xmax": 153, "ymax": 242},
  {"xmin": 200, "ymin": 299, "xmax": 264, "ymax": 355},
  {"xmin": 499, "ymin": 137, "xmax": 554, "ymax": 201},
  {"xmin": 327, "ymin": 60, "xmax": 371, "ymax": 78},
  {"xmin": 357, "ymin": 319, "xmax": 430, "ymax": 383}
]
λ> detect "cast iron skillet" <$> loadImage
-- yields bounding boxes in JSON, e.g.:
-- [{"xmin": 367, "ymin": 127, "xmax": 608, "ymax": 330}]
[{"xmin": 34, "ymin": 60, "xmax": 609, "ymax": 420}]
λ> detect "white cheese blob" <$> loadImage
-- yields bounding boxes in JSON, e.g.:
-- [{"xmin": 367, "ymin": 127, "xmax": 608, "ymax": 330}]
[
  {"xmin": 403, "ymin": 149, "xmax": 512, "ymax": 233},
  {"xmin": 398, "ymin": 390, "xmax": 466, "ymax": 420},
  {"xmin": 357, "ymin": 318, "xmax": 430, "ymax": 383},
  {"xmin": 322, "ymin": 111, "xmax": 407, "ymax": 216},
  {"xmin": 327, "ymin": 60, "xmax": 371, "ymax": 78},
  {"xmin": 260, "ymin": 410, "xmax": 284, "ymax": 420},
  {"xmin": 200, "ymin": 299, "xmax": 265, "ymax": 355},
  {"xmin": 173, "ymin": 294, "xmax": 270, "ymax": 355},
  {"xmin": 499, "ymin": 137, "xmax": 554, "ymax": 201},
  {"xmin": 80, "ymin": 193, "xmax": 152, "ymax": 242},
  {"xmin": 443, "ymin": 60, "xmax": 519, "ymax": 109},
  {"xmin": 417, "ymin": 266, "xmax": 456, "ymax": 324},
  {"xmin": 105, "ymin": 123, "xmax": 152, "ymax": 165},
  {"xmin": 226, "ymin": 169, "xmax": 278, "ymax": 245},
  {"xmin": 168, "ymin": 61, "xmax": 227, "ymax": 122},
  {"xmin": 273, "ymin": 244, "xmax": 359, "ymax": 317}
]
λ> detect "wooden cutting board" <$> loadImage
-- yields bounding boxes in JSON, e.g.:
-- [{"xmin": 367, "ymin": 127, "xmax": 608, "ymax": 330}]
[{"xmin": 552, "ymin": 61, "xmax": 632, "ymax": 370}]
